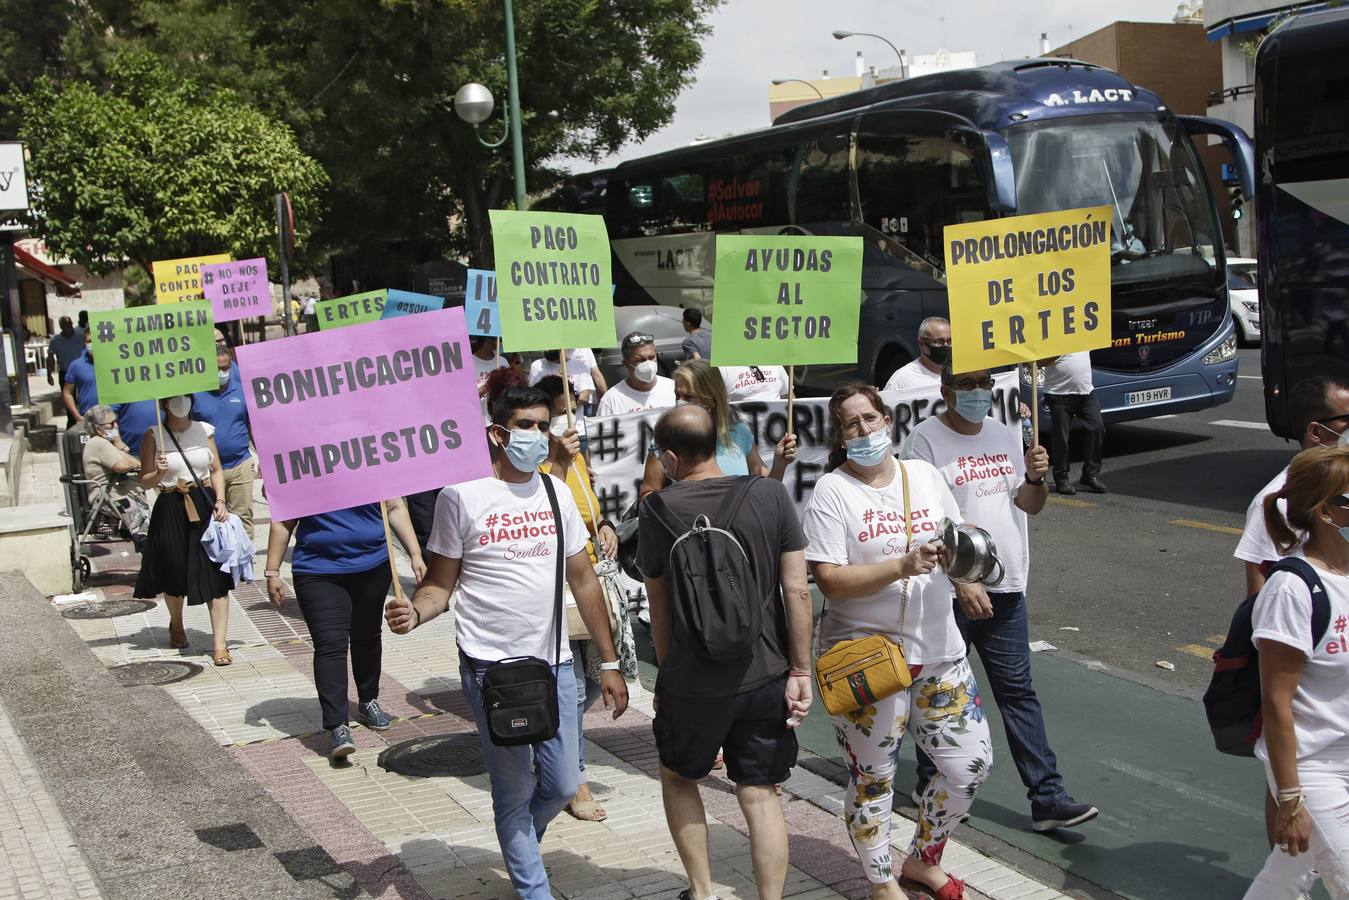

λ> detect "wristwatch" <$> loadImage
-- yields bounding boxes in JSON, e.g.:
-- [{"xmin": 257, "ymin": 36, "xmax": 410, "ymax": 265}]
[
  {"xmin": 1026, "ymin": 475, "xmax": 1045, "ymax": 486},
  {"xmin": 264, "ymin": 569, "xmax": 281, "ymax": 578}
]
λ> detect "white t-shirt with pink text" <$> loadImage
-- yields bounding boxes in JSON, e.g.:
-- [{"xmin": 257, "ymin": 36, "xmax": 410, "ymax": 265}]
[
  {"xmin": 428, "ymin": 474, "xmax": 589, "ymax": 663},
  {"xmin": 905, "ymin": 415, "xmax": 1029, "ymax": 593},
  {"xmin": 802, "ymin": 459, "xmax": 965, "ymax": 664},
  {"xmin": 721, "ymin": 365, "xmax": 789, "ymax": 402}
]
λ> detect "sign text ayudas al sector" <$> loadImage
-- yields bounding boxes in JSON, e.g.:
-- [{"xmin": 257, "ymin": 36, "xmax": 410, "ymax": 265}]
[{"xmin": 944, "ymin": 206, "xmax": 1113, "ymax": 372}]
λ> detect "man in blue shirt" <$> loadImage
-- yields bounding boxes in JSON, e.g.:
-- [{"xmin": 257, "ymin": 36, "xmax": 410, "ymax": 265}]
[
  {"xmin": 111, "ymin": 400, "xmax": 159, "ymax": 458},
  {"xmin": 46, "ymin": 316, "xmax": 85, "ymax": 387},
  {"xmin": 193, "ymin": 344, "xmax": 256, "ymax": 537},
  {"xmin": 62, "ymin": 329, "xmax": 99, "ymax": 425}
]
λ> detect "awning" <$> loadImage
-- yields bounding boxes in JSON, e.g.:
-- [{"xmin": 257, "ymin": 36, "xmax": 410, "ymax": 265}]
[
  {"xmin": 1207, "ymin": 2, "xmax": 1327, "ymax": 41},
  {"xmin": 13, "ymin": 244, "xmax": 80, "ymax": 295}
]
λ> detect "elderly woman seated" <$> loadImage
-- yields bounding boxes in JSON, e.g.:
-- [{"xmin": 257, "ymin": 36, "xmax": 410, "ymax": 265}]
[{"xmin": 81, "ymin": 404, "xmax": 149, "ymax": 538}]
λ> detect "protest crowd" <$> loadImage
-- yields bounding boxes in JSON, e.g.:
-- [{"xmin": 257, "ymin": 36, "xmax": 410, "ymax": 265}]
[{"xmin": 49, "ymin": 210, "xmax": 1349, "ymax": 900}]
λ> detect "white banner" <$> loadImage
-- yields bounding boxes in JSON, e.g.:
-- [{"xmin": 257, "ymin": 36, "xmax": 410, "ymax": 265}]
[{"xmin": 585, "ymin": 371, "xmax": 1023, "ymax": 521}]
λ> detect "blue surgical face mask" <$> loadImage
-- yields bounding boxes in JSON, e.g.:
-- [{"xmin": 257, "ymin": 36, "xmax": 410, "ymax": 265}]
[
  {"xmin": 1339, "ymin": 525, "xmax": 1349, "ymax": 545},
  {"xmin": 501, "ymin": 428, "xmax": 549, "ymax": 471},
  {"xmin": 845, "ymin": 427, "xmax": 892, "ymax": 466},
  {"xmin": 954, "ymin": 388, "xmax": 993, "ymax": 423}
]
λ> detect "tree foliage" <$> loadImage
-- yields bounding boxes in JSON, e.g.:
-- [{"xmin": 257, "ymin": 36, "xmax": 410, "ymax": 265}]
[{"xmin": 19, "ymin": 51, "xmax": 326, "ymax": 286}]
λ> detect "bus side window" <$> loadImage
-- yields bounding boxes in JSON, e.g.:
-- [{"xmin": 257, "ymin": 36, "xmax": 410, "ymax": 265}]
[
  {"xmin": 855, "ymin": 133, "xmax": 987, "ymax": 263},
  {"xmin": 795, "ymin": 134, "xmax": 852, "ymax": 228}
]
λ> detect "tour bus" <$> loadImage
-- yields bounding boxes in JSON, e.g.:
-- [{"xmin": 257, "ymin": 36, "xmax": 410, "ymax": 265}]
[
  {"xmin": 1254, "ymin": 6, "xmax": 1349, "ymax": 438},
  {"xmin": 599, "ymin": 59, "xmax": 1254, "ymax": 420}
]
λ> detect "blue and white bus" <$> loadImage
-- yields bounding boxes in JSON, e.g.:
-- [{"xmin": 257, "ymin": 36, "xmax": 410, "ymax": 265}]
[{"xmin": 598, "ymin": 59, "xmax": 1254, "ymax": 419}]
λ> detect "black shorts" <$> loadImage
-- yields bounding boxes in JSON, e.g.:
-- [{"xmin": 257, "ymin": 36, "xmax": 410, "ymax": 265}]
[{"xmin": 653, "ymin": 676, "xmax": 798, "ymax": 786}]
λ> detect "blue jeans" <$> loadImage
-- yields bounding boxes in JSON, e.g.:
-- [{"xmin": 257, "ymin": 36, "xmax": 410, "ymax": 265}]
[
  {"xmin": 459, "ymin": 655, "xmax": 580, "ymax": 900},
  {"xmin": 915, "ymin": 591, "xmax": 1065, "ymax": 804},
  {"xmin": 571, "ymin": 641, "xmax": 603, "ymax": 778}
]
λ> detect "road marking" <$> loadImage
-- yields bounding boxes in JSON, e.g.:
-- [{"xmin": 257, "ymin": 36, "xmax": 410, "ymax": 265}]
[
  {"xmin": 1102, "ymin": 758, "xmax": 1260, "ymax": 820},
  {"xmin": 1171, "ymin": 518, "xmax": 1244, "ymax": 536},
  {"xmin": 1048, "ymin": 496, "xmax": 1097, "ymax": 509},
  {"xmin": 1211, "ymin": 419, "xmax": 1268, "ymax": 430},
  {"xmin": 1207, "ymin": 634, "xmax": 1227, "ymax": 643},
  {"xmin": 1177, "ymin": 643, "xmax": 1217, "ymax": 660}
]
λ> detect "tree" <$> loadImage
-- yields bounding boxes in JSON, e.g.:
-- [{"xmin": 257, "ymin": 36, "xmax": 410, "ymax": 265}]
[
  {"xmin": 119, "ymin": 0, "xmax": 720, "ymax": 273},
  {"xmin": 19, "ymin": 50, "xmax": 326, "ymax": 295}
]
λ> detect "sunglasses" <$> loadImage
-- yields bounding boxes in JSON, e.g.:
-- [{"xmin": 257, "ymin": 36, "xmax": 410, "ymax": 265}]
[
  {"xmin": 622, "ymin": 333, "xmax": 655, "ymax": 350},
  {"xmin": 1315, "ymin": 413, "xmax": 1349, "ymax": 427},
  {"xmin": 1331, "ymin": 494, "xmax": 1349, "ymax": 509},
  {"xmin": 647, "ymin": 440, "xmax": 663, "ymax": 458},
  {"xmin": 948, "ymin": 377, "xmax": 995, "ymax": 391}
]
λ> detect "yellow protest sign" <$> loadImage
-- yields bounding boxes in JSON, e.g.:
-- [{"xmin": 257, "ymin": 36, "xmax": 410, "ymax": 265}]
[
  {"xmin": 945, "ymin": 206, "xmax": 1111, "ymax": 372},
  {"xmin": 153, "ymin": 253, "xmax": 230, "ymax": 304}
]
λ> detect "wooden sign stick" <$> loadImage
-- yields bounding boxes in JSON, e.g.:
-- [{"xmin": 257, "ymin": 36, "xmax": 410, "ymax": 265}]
[
  {"xmin": 560, "ymin": 348, "xmax": 575, "ymax": 429},
  {"xmin": 154, "ymin": 400, "xmax": 164, "ymax": 454},
  {"xmin": 1030, "ymin": 361, "xmax": 1040, "ymax": 443},
  {"xmin": 378, "ymin": 500, "xmax": 407, "ymax": 602},
  {"xmin": 787, "ymin": 365, "xmax": 796, "ymax": 439}
]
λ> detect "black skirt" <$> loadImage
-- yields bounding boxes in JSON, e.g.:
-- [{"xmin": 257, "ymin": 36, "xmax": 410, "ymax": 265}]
[{"xmin": 134, "ymin": 486, "xmax": 234, "ymax": 605}]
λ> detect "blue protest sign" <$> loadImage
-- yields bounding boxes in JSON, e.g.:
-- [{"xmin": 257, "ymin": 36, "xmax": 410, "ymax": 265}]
[
  {"xmin": 379, "ymin": 289, "xmax": 445, "ymax": 320},
  {"xmin": 465, "ymin": 268, "xmax": 500, "ymax": 337}
]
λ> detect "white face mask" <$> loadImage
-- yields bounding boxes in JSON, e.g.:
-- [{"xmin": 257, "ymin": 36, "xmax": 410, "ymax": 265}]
[
  {"xmin": 549, "ymin": 414, "xmax": 570, "ymax": 436},
  {"xmin": 217, "ymin": 368, "xmax": 230, "ymax": 387},
  {"xmin": 633, "ymin": 359, "xmax": 658, "ymax": 383},
  {"xmin": 103, "ymin": 425, "xmax": 119, "ymax": 442},
  {"xmin": 166, "ymin": 395, "xmax": 192, "ymax": 418}
]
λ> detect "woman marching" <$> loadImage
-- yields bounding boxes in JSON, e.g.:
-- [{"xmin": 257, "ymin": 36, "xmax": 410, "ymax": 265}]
[
  {"xmin": 801, "ymin": 384, "xmax": 991, "ymax": 900},
  {"xmin": 1245, "ymin": 445, "xmax": 1349, "ymax": 899},
  {"xmin": 134, "ymin": 394, "xmax": 234, "ymax": 665},
  {"xmin": 265, "ymin": 500, "xmax": 425, "ymax": 761}
]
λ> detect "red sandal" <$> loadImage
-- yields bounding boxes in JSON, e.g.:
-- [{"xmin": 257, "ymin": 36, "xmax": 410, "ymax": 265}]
[{"xmin": 898, "ymin": 875, "xmax": 964, "ymax": 900}]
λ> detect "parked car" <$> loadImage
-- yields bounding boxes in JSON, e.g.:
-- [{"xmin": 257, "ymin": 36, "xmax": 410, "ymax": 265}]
[
  {"xmin": 595, "ymin": 305, "xmax": 699, "ymax": 387},
  {"xmin": 1228, "ymin": 257, "xmax": 1261, "ymax": 346}
]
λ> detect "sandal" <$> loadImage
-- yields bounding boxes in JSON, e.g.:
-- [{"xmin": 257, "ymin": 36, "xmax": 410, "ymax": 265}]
[
  {"xmin": 168, "ymin": 623, "xmax": 189, "ymax": 649},
  {"xmin": 211, "ymin": 649, "xmax": 232, "ymax": 667},
  {"xmin": 565, "ymin": 798, "xmax": 608, "ymax": 822},
  {"xmin": 898, "ymin": 875, "xmax": 964, "ymax": 900}
]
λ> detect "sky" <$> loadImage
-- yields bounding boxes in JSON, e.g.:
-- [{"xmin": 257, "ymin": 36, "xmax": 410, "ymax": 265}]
[{"xmin": 563, "ymin": 0, "xmax": 1199, "ymax": 171}]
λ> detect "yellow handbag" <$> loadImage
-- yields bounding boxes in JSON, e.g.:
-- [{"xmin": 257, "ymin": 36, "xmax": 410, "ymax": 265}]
[{"xmin": 815, "ymin": 460, "xmax": 914, "ymax": 717}]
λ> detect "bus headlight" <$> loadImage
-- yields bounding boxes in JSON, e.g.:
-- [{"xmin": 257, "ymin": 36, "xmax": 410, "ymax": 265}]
[
  {"xmin": 1242, "ymin": 300, "xmax": 1259, "ymax": 314},
  {"xmin": 1203, "ymin": 334, "xmax": 1238, "ymax": 365}
]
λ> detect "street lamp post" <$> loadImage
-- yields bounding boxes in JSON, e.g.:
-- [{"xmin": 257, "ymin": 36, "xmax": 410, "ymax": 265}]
[
  {"xmin": 455, "ymin": 0, "xmax": 527, "ymax": 211},
  {"xmin": 771, "ymin": 78, "xmax": 825, "ymax": 99},
  {"xmin": 832, "ymin": 29, "xmax": 907, "ymax": 78}
]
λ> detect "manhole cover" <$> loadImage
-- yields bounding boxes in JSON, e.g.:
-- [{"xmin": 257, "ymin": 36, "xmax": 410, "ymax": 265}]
[
  {"xmin": 378, "ymin": 734, "xmax": 485, "ymax": 777},
  {"xmin": 109, "ymin": 660, "xmax": 203, "ymax": 686},
  {"xmin": 61, "ymin": 599, "xmax": 155, "ymax": 619}
]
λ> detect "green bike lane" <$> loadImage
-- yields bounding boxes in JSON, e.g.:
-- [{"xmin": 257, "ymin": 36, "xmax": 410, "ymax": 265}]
[{"xmin": 631, "ymin": 620, "xmax": 1290, "ymax": 899}]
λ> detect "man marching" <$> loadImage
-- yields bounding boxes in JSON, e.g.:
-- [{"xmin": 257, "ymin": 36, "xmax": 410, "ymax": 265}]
[
  {"xmin": 386, "ymin": 383, "xmax": 628, "ymax": 900},
  {"xmin": 905, "ymin": 362, "xmax": 1098, "ymax": 832}
]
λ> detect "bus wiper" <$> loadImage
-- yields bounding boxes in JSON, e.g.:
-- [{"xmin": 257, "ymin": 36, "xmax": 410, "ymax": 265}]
[{"xmin": 1100, "ymin": 158, "xmax": 1146, "ymax": 260}]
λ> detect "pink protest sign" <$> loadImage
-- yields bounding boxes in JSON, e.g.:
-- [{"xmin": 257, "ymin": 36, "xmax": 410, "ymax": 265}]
[
  {"xmin": 201, "ymin": 258, "xmax": 269, "ymax": 323},
  {"xmin": 236, "ymin": 306, "xmax": 493, "ymax": 520}
]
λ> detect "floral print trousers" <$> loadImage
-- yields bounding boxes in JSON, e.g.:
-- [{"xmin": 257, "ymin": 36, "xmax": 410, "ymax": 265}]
[{"xmin": 829, "ymin": 655, "xmax": 993, "ymax": 884}]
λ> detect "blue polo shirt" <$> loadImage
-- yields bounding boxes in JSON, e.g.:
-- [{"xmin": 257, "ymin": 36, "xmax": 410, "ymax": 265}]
[
  {"xmin": 47, "ymin": 331, "xmax": 85, "ymax": 373},
  {"xmin": 111, "ymin": 400, "xmax": 158, "ymax": 457},
  {"xmin": 291, "ymin": 504, "xmax": 389, "ymax": 574},
  {"xmin": 192, "ymin": 364, "xmax": 251, "ymax": 469},
  {"xmin": 64, "ymin": 352, "xmax": 99, "ymax": 414}
]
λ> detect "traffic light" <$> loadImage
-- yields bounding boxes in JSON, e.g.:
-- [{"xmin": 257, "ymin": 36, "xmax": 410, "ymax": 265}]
[{"xmin": 1230, "ymin": 186, "xmax": 1244, "ymax": 220}]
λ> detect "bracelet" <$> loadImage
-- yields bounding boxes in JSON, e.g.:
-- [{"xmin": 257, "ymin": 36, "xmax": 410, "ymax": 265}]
[
  {"xmin": 599, "ymin": 660, "xmax": 620, "ymax": 671},
  {"xmin": 1276, "ymin": 787, "xmax": 1304, "ymax": 803},
  {"xmin": 598, "ymin": 519, "xmax": 617, "ymax": 534},
  {"xmin": 1026, "ymin": 475, "xmax": 1045, "ymax": 486},
  {"xmin": 264, "ymin": 570, "xmax": 281, "ymax": 578},
  {"xmin": 413, "ymin": 605, "xmax": 422, "ymax": 628}
]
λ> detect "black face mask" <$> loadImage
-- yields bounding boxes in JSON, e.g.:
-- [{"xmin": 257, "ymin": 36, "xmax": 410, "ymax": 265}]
[{"xmin": 925, "ymin": 344, "xmax": 951, "ymax": 366}]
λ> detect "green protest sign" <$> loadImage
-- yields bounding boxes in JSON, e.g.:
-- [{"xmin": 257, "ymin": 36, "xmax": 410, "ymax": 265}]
[
  {"xmin": 89, "ymin": 301, "xmax": 217, "ymax": 403},
  {"xmin": 489, "ymin": 210, "xmax": 616, "ymax": 352},
  {"xmin": 316, "ymin": 290, "xmax": 386, "ymax": 330},
  {"xmin": 710, "ymin": 235, "xmax": 863, "ymax": 367}
]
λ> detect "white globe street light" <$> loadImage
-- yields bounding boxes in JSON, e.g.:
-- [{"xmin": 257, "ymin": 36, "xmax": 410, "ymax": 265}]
[{"xmin": 453, "ymin": 82, "xmax": 496, "ymax": 126}]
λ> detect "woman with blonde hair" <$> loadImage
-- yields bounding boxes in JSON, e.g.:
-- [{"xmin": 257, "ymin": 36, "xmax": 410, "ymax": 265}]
[
  {"xmin": 1245, "ymin": 445, "xmax": 1349, "ymax": 898},
  {"xmin": 639, "ymin": 359, "xmax": 795, "ymax": 495}
]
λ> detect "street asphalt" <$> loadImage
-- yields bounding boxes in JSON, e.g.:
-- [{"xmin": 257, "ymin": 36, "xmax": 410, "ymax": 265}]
[{"xmin": 630, "ymin": 348, "xmax": 1307, "ymax": 899}]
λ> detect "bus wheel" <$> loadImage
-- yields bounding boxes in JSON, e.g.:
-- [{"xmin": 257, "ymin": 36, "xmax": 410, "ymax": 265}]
[{"xmin": 875, "ymin": 347, "xmax": 910, "ymax": 388}]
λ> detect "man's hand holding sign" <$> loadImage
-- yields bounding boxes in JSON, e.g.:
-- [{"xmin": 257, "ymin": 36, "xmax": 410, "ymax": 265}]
[{"xmin": 944, "ymin": 206, "xmax": 1113, "ymax": 436}]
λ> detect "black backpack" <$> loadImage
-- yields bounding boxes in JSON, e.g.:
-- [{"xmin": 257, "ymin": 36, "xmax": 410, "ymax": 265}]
[
  {"xmin": 644, "ymin": 476, "xmax": 763, "ymax": 662},
  {"xmin": 1203, "ymin": 557, "xmax": 1331, "ymax": 756}
]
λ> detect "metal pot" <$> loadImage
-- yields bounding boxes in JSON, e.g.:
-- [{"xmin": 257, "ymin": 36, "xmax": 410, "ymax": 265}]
[{"xmin": 933, "ymin": 517, "xmax": 1005, "ymax": 586}]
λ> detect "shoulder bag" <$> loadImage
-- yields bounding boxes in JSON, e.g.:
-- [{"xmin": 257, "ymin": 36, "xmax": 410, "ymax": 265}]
[
  {"xmin": 815, "ymin": 459, "xmax": 915, "ymax": 717},
  {"xmin": 478, "ymin": 475, "xmax": 565, "ymax": 746}
]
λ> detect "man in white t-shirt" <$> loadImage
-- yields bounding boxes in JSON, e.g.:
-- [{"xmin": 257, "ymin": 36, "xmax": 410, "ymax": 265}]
[
  {"xmin": 1041, "ymin": 351, "xmax": 1105, "ymax": 495},
  {"xmin": 721, "ymin": 365, "xmax": 789, "ymax": 403},
  {"xmin": 883, "ymin": 317, "xmax": 950, "ymax": 392},
  {"xmin": 471, "ymin": 336, "xmax": 509, "ymax": 423},
  {"xmin": 905, "ymin": 363, "xmax": 1098, "ymax": 832},
  {"xmin": 385, "ymin": 384, "xmax": 628, "ymax": 899},
  {"xmin": 1237, "ymin": 376, "xmax": 1349, "ymax": 594},
  {"xmin": 528, "ymin": 349, "xmax": 596, "ymax": 406},
  {"xmin": 595, "ymin": 331, "xmax": 676, "ymax": 417}
]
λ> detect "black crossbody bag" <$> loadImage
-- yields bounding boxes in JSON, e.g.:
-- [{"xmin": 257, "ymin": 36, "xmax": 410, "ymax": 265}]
[{"xmin": 478, "ymin": 475, "xmax": 565, "ymax": 747}]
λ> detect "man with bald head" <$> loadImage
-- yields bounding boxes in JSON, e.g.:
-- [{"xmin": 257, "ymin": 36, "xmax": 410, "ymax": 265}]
[{"xmin": 638, "ymin": 404, "xmax": 814, "ymax": 900}]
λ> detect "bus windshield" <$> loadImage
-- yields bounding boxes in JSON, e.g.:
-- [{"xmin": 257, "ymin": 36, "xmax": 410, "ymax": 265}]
[{"xmin": 1004, "ymin": 115, "xmax": 1219, "ymax": 285}]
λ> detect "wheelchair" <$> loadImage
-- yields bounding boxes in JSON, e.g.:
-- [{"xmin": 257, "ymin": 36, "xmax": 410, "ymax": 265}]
[{"xmin": 58, "ymin": 427, "xmax": 149, "ymax": 590}]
